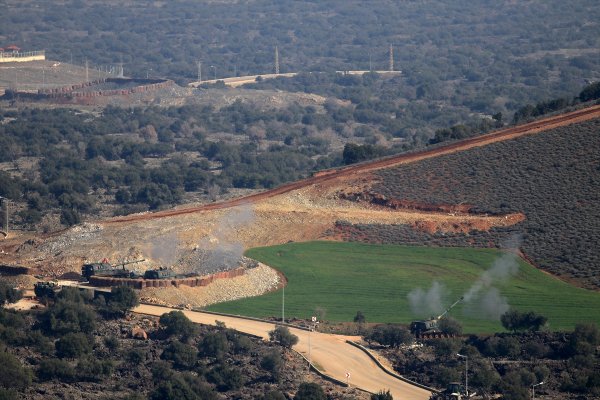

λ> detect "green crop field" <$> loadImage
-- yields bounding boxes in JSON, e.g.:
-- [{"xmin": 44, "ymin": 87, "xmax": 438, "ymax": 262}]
[{"xmin": 207, "ymin": 241, "xmax": 600, "ymax": 333}]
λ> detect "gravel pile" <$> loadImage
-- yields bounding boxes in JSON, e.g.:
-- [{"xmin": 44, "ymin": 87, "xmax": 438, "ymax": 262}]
[{"xmin": 139, "ymin": 263, "xmax": 280, "ymax": 308}]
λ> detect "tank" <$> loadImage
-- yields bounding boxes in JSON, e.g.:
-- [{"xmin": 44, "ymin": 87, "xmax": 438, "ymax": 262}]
[
  {"xmin": 143, "ymin": 267, "xmax": 176, "ymax": 280},
  {"xmin": 410, "ymin": 297, "xmax": 464, "ymax": 338},
  {"xmin": 81, "ymin": 259, "xmax": 144, "ymax": 280},
  {"xmin": 34, "ymin": 281, "xmax": 62, "ymax": 299}
]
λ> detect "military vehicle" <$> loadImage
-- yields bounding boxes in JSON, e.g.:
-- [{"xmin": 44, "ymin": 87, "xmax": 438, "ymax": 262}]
[
  {"xmin": 33, "ymin": 281, "xmax": 62, "ymax": 299},
  {"xmin": 143, "ymin": 267, "xmax": 176, "ymax": 279},
  {"xmin": 81, "ymin": 259, "xmax": 145, "ymax": 280},
  {"xmin": 430, "ymin": 382, "xmax": 470, "ymax": 400},
  {"xmin": 410, "ymin": 297, "xmax": 464, "ymax": 338}
]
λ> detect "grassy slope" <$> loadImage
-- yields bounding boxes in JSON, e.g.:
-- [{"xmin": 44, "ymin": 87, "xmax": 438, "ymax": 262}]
[{"xmin": 207, "ymin": 241, "xmax": 600, "ymax": 333}]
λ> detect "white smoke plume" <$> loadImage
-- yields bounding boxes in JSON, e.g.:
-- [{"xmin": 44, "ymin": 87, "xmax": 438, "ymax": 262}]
[
  {"xmin": 196, "ymin": 204, "xmax": 254, "ymax": 273},
  {"xmin": 149, "ymin": 232, "xmax": 179, "ymax": 267},
  {"xmin": 407, "ymin": 281, "xmax": 449, "ymax": 317},
  {"xmin": 462, "ymin": 234, "xmax": 522, "ymax": 320}
]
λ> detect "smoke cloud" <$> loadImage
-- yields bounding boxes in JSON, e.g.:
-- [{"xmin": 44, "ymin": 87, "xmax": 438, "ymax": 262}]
[
  {"xmin": 195, "ymin": 204, "xmax": 255, "ymax": 273},
  {"xmin": 149, "ymin": 232, "xmax": 179, "ymax": 267},
  {"xmin": 461, "ymin": 234, "xmax": 522, "ymax": 320},
  {"xmin": 408, "ymin": 281, "xmax": 449, "ymax": 317}
]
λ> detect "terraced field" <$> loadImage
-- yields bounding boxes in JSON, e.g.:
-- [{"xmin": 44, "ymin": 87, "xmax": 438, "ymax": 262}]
[{"xmin": 207, "ymin": 241, "xmax": 600, "ymax": 333}]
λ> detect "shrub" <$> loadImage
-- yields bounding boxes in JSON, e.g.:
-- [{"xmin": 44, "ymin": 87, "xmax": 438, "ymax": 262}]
[
  {"xmin": 150, "ymin": 372, "xmax": 217, "ymax": 400},
  {"xmin": 39, "ymin": 299, "xmax": 97, "ymax": 335},
  {"xmin": 161, "ymin": 341, "xmax": 198, "ymax": 369},
  {"xmin": 0, "ymin": 350, "xmax": 32, "ymax": 389},
  {"xmin": 261, "ymin": 350, "xmax": 284, "ymax": 382},
  {"xmin": 159, "ymin": 311, "xmax": 196, "ymax": 338},
  {"xmin": 207, "ymin": 364, "xmax": 245, "ymax": 392},
  {"xmin": 103, "ymin": 335, "xmax": 119, "ymax": 351},
  {"xmin": 365, "ymin": 324, "xmax": 412, "ymax": 348},
  {"xmin": 269, "ymin": 326, "xmax": 299, "ymax": 349},
  {"xmin": 37, "ymin": 358, "xmax": 75, "ymax": 382},
  {"xmin": 104, "ymin": 286, "xmax": 139, "ymax": 318},
  {"xmin": 438, "ymin": 317, "xmax": 463, "ymax": 336},
  {"xmin": 371, "ymin": 390, "xmax": 393, "ymax": 400},
  {"xmin": 76, "ymin": 357, "xmax": 114, "ymax": 382},
  {"xmin": 126, "ymin": 348, "xmax": 146, "ymax": 366},
  {"xmin": 262, "ymin": 391, "xmax": 286, "ymax": 400},
  {"xmin": 501, "ymin": 310, "xmax": 547, "ymax": 332},
  {"xmin": 199, "ymin": 332, "xmax": 230, "ymax": 358},
  {"xmin": 55, "ymin": 332, "xmax": 93, "ymax": 359},
  {"xmin": 0, "ymin": 282, "xmax": 22, "ymax": 305},
  {"xmin": 294, "ymin": 382, "xmax": 326, "ymax": 400}
]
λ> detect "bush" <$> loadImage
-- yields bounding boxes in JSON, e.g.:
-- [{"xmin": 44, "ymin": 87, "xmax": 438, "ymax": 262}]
[
  {"xmin": 37, "ymin": 358, "xmax": 75, "ymax": 382},
  {"xmin": 438, "ymin": 317, "xmax": 463, "ymax": 336},
  {"xmin": 55, "ymin": 332, "xmax": 93, "ymax": 359},
  {"xmin": 161, "ymin": 341, "xmax": 198, "ymax": 369},
  {"xmin": 206, "ymin": 364, "xmax": 245, "ymax": 392},
  {"xmin": 159, "ymin": 311, "xmax": 196, "ymax": 338},
  {"xmin": 294, "ymin": 382, "xmax": 326, "ymax": 400},
  {"xmin": 199, "ymin": 332, "xmax": 230, "ymax": 359},
  {"xmin": 262, "ymin": 391, "xmax": 286, "ymax": 400},
  {"xmin": 261, "ymin": 350, "xmax": 284, "ymax": 382},
  {"xmin": 0, "ymin": 350, "xmax": 32, "ymax": 389},
  {"xmin": 39, "ymin": 299, "xmax": 97, "ymax": 335},
  {"xmin": 501, "ymin": 309, "xmax": 547, "ymax": 332},
  {"xmin": 150, "ymin": 372, "xmax": 217, "ymax": 400},
  {"xmin": 104, "ymin": 286, "xmax": 139, "ymax": 318},
  {"xmin": 0, "ymin": 282, "xmax": 22, "ymax": 305},
  {"xmin": 76, "ymin": 357, "xmax": 114, "ymax": 382},
  {"xmin": 126, "ymin": 348, "xmax": 146, "ymax": 365},
  {"xmin": 365, "ymin": 324, "xmax": 413, "ymax": 348},
  {"xmin": 371, "ymin": 390, "xmax": 393, "ymax": 400},
  {"xmin": 269, "ymin": 326, "xmax": 299, "ymax": 349}
]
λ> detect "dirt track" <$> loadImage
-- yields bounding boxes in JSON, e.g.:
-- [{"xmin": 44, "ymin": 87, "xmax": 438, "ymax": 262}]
[{"xmin": 105, "ymin": 104, "xmax": 600, "ymax": 225}]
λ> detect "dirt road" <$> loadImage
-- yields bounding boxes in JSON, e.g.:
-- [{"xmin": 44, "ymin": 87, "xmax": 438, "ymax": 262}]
[
  {"xmin": 105, "ymin": 104, "xmax": 600, "ymax": 225},
  {"xmin": 134, "ymin": 304, "xmax": 432, "ymax": 400}
]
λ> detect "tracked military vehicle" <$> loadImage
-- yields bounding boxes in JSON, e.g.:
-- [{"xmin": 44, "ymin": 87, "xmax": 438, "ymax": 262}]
[
  {"xmin": 410, "ymin": 297, "xmax": 464, "ymax": 338},
  {"xmin": 81, "ymin": 259, "xmax": 144, "ymax": 280},
  {"xmin": 33, "ymin": 281, "xmax": 62, "ymax": 299},
  {"xmin": 143, "ymin": 267, "xmax": 176, "ymax": 280}
]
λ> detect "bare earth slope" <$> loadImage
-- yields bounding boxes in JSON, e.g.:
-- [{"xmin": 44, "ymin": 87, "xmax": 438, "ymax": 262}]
[{"xmin": 1, "ymin": 105, "xmax": 599, "ymax": 282}]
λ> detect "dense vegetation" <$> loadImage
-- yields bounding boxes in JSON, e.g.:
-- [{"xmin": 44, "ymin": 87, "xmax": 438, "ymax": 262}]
[
  {"xmin": 0, "ymin": 286, "xmax": 349, "ymax": 399},
  {"xmin": 2, "ymin": 0, "xmax": 599, "ymax": 108},
  {"xmin": 373, "ymin": 325, "xmax": 600, "ymax": 399},
  {"xmin": 369, "ymin": 118, "xmax": 600, "ymax": 289},
  {"xmin": 0, "ymin": 103, "xmax": 349, "ymax": 229},
  {"xmin": 208, "ymin": 241, "xmax": 600, "ymax": 332}
]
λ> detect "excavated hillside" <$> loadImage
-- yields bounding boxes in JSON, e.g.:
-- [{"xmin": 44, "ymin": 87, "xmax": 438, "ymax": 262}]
[{"xmin": 1, "ymin": 105, "xmax": 599, "ymax": 305}]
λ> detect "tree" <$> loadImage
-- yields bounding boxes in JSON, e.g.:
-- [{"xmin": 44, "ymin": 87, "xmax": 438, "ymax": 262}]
[
  {"xmin": 0, "ymin": 282, "xmax": 22, "ymax": 305},
  {"xmin": 501, "ymin": 309, "xmax": 547, "ymax": 332},
  {"xmin": 0, "ymin": 350, "xmax": 32, "ymax": 390},
  {"xmin": 39, "ymin": 299, "xmax": 97, "ymax": 335},
  {"xmin": 105, "ymin": 286, "xmax": 139, "ymax": 317},
  {"xmin": 365, "ymin": 324, "xmax": 413, "ymax": 348},
  {"xmin": 354, "ymin": 310, "xmax": 366, "ymax": 333},
  {"xmin": 55, "ymin": 332, "xmax": 93, "ymax": 359},
  {"xmin": 199, "ymin": 332, "xmax": 230, "ymax": 359},
  {"xmin": 262, "ymin": 391, "xmax": 286, "ymax": 400},
  {"xmin": 269, "ymin": 326, "xmax": 298, "ymax": 349},
  {"xmin": 159, "ymin": 311, "xmax": 196, "ymax": 338},
  {"xmin": 438, "ymin": 317, "xmax": 463, "ymax": 336},
  {"xmin": 294, "ymin": 382, "xmax": 326, "ymax": 400},
  {"xmin": 161, "ymin": 342, "xmax": 198, "ymax": 369}
]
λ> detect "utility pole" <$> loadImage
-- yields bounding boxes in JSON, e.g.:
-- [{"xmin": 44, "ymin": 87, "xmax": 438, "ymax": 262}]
[
  {"xmin": 389, "ymin": 43, "xmax": 394, "ymax": 72},
  {"xmin": 0, "ymin": 197, "xmax": 8, "ymax": 235},
  {"xmin": 85, "ymin": 58, "xmax": 89, "ymax": 82},
  {"xmin": 197, "ymin": 61, "xmax": 202, "ymax": 82},
  {"xmin": 275, "ymin": 46, "xmax": 280, "ymax": 74},
  {"xmin": 457, "ymin": 353, "xmax": 468, "ymax": 396},
  {"xmin": 281, "ymin": 284, "xmax": 285, "ymax": 324}
]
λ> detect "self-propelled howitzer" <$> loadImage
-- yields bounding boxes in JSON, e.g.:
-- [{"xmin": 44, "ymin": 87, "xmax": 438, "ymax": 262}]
[
  {"xmin": 81, "ymin": 259, "xmax": 145, "ymax": 280},
  {"xmin": 410, "ymin": 296, "xmax": 464, "ymax": 338}
]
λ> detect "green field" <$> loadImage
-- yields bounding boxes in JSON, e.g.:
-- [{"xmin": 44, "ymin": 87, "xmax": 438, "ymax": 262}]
[{"xmin": 207, "ymin": 242, "xmax": 600, "ymax": 333}]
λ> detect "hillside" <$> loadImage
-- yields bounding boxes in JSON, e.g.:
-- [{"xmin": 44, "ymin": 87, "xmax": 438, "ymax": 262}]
[{"xmin": 345, "ymin": 118, "xmax": 600, "ymax": 289}]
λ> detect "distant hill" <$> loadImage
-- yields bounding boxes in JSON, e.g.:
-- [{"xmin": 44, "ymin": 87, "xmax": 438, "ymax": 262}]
[{"xmin": 351, "ymin": 118, "xmax": 600, "ymax": 289}]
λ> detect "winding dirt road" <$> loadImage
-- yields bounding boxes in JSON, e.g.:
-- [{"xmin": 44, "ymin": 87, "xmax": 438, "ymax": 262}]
[{"xmin": 134, "ymin": 304, "xmax": 432, "ymax": 400}]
